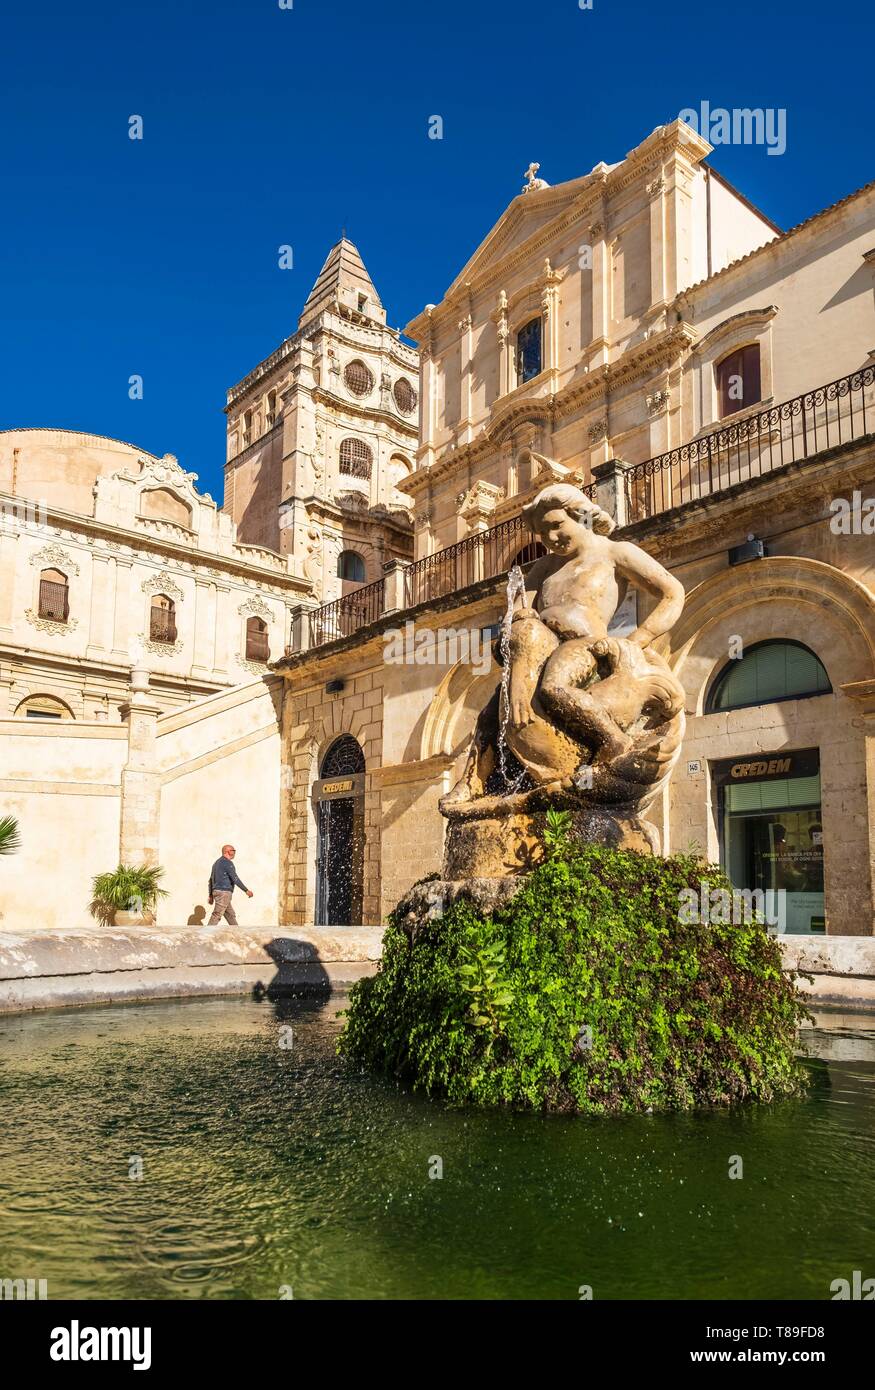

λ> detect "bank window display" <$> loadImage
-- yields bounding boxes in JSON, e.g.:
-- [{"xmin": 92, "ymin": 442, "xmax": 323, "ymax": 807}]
[
  {"xmin": 707, "ymin": 640, "xmax": 831, "ymax": 712},
  {"xmin": 713, "ymin": 750, "xmax": 825, "ymax": 935}
]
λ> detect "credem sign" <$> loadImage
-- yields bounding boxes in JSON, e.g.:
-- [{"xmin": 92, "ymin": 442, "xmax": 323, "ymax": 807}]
[{"xmin": 712, "ymin": 748, "xmax": 819, "ymax": 786}]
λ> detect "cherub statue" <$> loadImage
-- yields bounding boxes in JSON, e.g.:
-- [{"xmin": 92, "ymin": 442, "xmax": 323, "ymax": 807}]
[{"xmin": 442, "ymin": 483, "xmax": 686, "ymax": 819}]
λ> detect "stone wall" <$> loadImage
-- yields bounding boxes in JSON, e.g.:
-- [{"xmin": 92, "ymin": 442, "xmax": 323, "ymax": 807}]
[{"xmin": 0, "ymin": 675, "xmax": 285, "ymax": 932}]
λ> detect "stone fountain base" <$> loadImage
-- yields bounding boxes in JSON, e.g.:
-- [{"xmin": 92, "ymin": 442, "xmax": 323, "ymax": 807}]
[
  {"xmin": 393, "ymin": 802, "xmax": 660, "ymax": 936},
  {"xmin": 442, "ymin": 802, "xmax": 659, "ymax": 880}
]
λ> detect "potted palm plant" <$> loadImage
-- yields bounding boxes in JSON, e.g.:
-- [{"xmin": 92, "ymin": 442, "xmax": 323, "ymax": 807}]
[
  {"xmin": 0, "ymin": 815, "xmax": 21, "ymax": 856},
  {"xmin": 90, "ymin": 864, "xmax": 168, "ymax": 926}
]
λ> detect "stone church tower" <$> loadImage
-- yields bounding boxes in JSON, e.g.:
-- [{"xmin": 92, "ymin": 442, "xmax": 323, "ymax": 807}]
[{"xmin": 223, "ymin": 239, "xmax": 419, "ymax": 603}]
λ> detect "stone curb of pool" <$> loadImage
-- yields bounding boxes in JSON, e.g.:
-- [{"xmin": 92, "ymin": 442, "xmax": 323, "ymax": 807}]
[{"xmin": 0, "ymin": 928, "xmax": 872, "ymax": 1013}]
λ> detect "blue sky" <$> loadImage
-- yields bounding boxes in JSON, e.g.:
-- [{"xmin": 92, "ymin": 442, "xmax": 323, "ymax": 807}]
[{"xmin": 1, "ymin": 0, "xmax": 872, "ymax": 503}]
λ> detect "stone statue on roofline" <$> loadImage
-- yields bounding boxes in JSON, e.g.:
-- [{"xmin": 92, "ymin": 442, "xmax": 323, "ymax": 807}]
[{"xmin": 440, "ymin": 481, "xmax": 687, "ymax": 877}]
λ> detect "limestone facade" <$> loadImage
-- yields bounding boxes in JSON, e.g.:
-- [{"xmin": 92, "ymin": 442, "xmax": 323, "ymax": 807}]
[
  {"xmin": 0, "ymin": 674, "xmax": 284, "ymax": 932},
  {"xmin": 404, "ymin": 121, "xmax": 875, "ymax": 557},
  {"xmin": 0, "ymin": 430, "xmax": 312, "ymax": 721},
  {"xmin": 223, "ymin": 238, "xmax": 419, "ymax": 601}
]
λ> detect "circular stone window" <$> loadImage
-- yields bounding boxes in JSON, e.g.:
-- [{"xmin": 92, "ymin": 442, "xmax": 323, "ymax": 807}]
[
  {"xmin": 344, "ymin": 360, "xmax": 373, "ymax": 397},
  {"xmin": 393, "ymin": 377, "xmax": 418, "ymax": 414}
]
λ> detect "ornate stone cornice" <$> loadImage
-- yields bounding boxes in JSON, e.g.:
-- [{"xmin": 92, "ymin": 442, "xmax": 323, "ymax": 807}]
[
  {"xmin": 310, "ymin": 385, "xmax": 419, "ymax": 439},
  {"xmin": 141, "ymin": 570, "xmax": 184, "ymax": 601},
  {"xmin": 29, "ymin": 543, "xmax": 80, "ymax": 576},
  {"xmin": 238, "ymin": 596, "xmax": 273, "ymax": 620}
]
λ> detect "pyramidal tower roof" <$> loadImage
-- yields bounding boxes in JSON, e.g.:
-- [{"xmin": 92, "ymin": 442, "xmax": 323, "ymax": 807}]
[{"xmin": 297, "ymin": 238, "xmax": 385, "ymax": 331}]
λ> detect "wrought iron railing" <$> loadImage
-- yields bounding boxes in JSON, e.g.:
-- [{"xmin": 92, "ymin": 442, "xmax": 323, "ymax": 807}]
[
  {"xmin": 404, "ymin": 514, "xmax": 538, "ymax": 607},
  {"xmin": 307, "ymin": 578, "xmax": 385, "ymax": 646},
  {"xmin": 623, "ymin": 365, "xmax": 875, "ymax": 524}
]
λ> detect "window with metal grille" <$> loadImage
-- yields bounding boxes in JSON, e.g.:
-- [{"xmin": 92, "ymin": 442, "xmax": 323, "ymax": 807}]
[
  {"xmin": 38, "ymin": 568, "xmax": 69, "ymax": 622},
  {"xmin": 337, "ymin": 550, "xmax": 366, "ymax": 583},
  {"xmin": 149, "ymin": 595, "xmax": 177, "ymax": 644},
  {"xmin": 344, "ymin": 360, "xmax": 373, "ymax": 397},
  {"xmin": 393, "ymin": 377, "xmax": 418, "ymax": 414},
  {"xmin": 321, "ymin": 734, "xmax": 365, "ymax": 778},
  {"xmin": 339, "ymin": 438, "xmax": 373, "ymax": 479},
  {"xmin": 716, "ymin": 344, "xmax": 761, "ymax": 418},
  {"xmin": 245, "ymin": 616, "xmax": 270, "ymax": 662},
  {"xmin": 516, "ymin": 317, "xmax": 543, "ymax": 384}
]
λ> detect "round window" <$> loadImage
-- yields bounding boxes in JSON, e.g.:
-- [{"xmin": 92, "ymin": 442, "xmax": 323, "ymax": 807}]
[
  {"xmin": 344, "ymin": 360, "xmax": 373, "ymax": 397},
  {"xmin": 393, "ymin": 377, "xmax": 418, "ymax": 414}
]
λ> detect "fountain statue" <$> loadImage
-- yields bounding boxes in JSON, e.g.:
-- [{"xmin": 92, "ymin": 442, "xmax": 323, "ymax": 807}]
[
  {"xmin": 343, "ymin": 484, "xmax": 807, "ymax": 1117},
  {"xmin": 440, "ymin": 482, "xmax": 687, "ymax": 878}
]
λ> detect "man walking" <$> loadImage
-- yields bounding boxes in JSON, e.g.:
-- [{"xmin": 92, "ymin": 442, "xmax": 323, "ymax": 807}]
[{"xmin": 207, "ymin": 844, "xmax": 253, "ymax": 926}]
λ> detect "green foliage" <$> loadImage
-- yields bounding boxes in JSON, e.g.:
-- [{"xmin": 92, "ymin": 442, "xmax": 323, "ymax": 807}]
[
  {"xmin": 339, "ymin": 845, "xmax": 811, "ymax": 1113},
  {"xmin": 90, "ymin": 864, "xmax": 168, "ymax": 924},
  {"xmin": 0, "ymin": 816, "xmax": 21, "ymax": 856},
  {"xmin": 458, "ymin": 938, "xmax": 514, "ymax": 1044},
  {"xmin": 542, "ymin": 807, "xmax": 573, "ymax": 859}
]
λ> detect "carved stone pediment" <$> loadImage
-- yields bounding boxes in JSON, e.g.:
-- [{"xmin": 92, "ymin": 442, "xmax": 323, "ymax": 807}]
[
  {"xmin": 141, "ymin": 570, "xmax": 184, "ymax": 601},
  {"xmin": 459, "ymin": 480, "xmax": 505, "ymax": 525}
]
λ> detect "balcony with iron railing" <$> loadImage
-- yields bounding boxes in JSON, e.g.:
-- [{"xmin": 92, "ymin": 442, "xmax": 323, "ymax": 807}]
[{"xmin": 286, "ymin": 364, "xmax": 875, "ymax": 657}]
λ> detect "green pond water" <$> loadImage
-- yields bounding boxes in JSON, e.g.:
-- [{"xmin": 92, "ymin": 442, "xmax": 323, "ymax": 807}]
[{"xmin": 0, "ymin": 994, "xmax": 873, "ymax": 1300}]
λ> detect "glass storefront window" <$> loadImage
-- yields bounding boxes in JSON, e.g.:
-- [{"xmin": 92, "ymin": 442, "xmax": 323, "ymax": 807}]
[{"xmin": 714, "ymin": 751, "xmax": 825, "ymax": 935}]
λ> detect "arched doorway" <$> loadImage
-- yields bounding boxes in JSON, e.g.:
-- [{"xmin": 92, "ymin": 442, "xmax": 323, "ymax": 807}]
[{"xmin": 315, "ymin": 735, "xmax": 365, "ymax": 925}]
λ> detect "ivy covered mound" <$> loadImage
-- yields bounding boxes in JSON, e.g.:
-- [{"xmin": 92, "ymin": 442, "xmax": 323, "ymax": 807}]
[{"xmin": 339, "ymin": 845, "xmax": 810, "ymax": 1114}]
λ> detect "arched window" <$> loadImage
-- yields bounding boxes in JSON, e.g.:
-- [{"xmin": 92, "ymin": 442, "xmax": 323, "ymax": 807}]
[
  {"xmin": 241, "ymin": 410, "xmax": 252, "ymax": 448},
  {"xmin": 510, "ymin": 541, "xmax": 547, "ymax": 568},
  {"xmin": 339, "ymin": 438, "xmax": 373, "ymax": 480},
  {"xmin": 716, "ymin": 344, "xmax": 761, "ymax": 418},
  {"xmin": 245, "ymin": 616, "xmax": 269, "ymax": 663},
  {"xmin": 707, "ymin": 641, "xmax": 831, "ymax": 713},
  {"xmin": 321, "ymin": 734, "xmax": 366, "ymax": 778},
  {"xmin": 337, "ymin": 550, "xmax": 366, "ymax": 583},
  {"xmin": 266, "ymin": 389, "xmax": 277, "ymax": 428},
  {"xmin": 38, "ymin": 568, "xmax": 69, "ymax": 622},
  {"xmin": 516, "ymin": 318, "xmax": 543, "ymax": 384},
  {"xmin": 149, "ymin": 594, "xmax": 177, "ymax": 644},
  {"xmin": 15, "ymin": 693, "xmax": 74, "ymax": 721}
]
